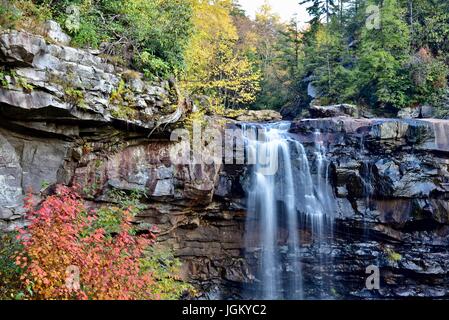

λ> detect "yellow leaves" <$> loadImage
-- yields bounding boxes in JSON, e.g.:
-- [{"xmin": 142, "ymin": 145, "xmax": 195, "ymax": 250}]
[
  {"xmin": 255, "ymin": 1, "xmax": 281, "ymax": 25},
  {"xmin": 185, "ymin": 0, "xmax": 238, "ymax": 76},
  {"xmin": 183, "ymin": 0, "xmax": 261, "ymax": 108}
]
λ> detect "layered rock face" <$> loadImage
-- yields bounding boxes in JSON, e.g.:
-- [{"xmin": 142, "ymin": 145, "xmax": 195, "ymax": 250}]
[
  {"xmin": 0, "ymin": 27, "xmax": 180, "ymax": 228},
  {"xmin": 288, "ymin": 117, "xmax": 449, "ymax": 298},
  {"xmin": 0, "ymin": 27, "xmax": 252, "ymax": 296}
]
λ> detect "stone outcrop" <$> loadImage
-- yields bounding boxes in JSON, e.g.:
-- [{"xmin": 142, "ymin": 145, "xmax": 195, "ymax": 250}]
[
  {"xmin": 0, "ymin": 27, "xmax": 182, "ymax": 228},
  {"xmin": 0, "ymin": 28, "xmax": 181, "ymax": 132},
  {"xmin": 309, "ymin": 104, "xmax": 359, "ymax": 118},
  {"xmin": 234, "ymin": 109, "xmax": 282, "ymax": 122},
  {"xmin": 397, "ymin": 105, "xmax": 435, "ymax": 119},
  {"xmin": 0, "ymin": 27, "xmax": 247, "ymax": 293}
]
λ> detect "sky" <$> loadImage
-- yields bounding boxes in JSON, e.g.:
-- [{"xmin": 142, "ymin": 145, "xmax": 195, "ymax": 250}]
[{"xmin": 238, "ymin": 0, "xmax": 311, "ymax": 25}]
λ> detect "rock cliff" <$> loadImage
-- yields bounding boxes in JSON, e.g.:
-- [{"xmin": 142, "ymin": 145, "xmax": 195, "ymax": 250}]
[
  {"xmin": 287, "ymin": 117, "xmax": 449, "ymax": 298},
  {"xmin": 0, "ymin": 27, "xmax": 253, "ymax": 297}
]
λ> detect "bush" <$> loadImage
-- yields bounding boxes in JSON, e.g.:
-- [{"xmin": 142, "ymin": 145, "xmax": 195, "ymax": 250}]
[
  {"xmin": 409, "ymin": 48, "xmax": 449, "ymax": 106},
  {"xmin": 139, "ymin": 51, "xmax": 170, "ymax": 80},
  {"xmin": 140, "ymin": 246, "xmax": 196, "ymax": 300},
  {"xmin": 14, "ymin": 185, "xmax": 192, "ymax": 300},
  {"xmin": 0, "ymin": 232, "xmax": 27, "ymax": 300},
  {"xmin": 0, "ymin": 0, "xmax": 51, "ymax": 34},
  {"xmin": 38, "ymin": 0, "xmax": 193, "ymax": 76}
]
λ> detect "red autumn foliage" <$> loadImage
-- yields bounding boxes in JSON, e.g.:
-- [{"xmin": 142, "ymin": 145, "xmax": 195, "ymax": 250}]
[{"xmin": 16, "ymin": 185, "xmax": 158, "ymax": 300}]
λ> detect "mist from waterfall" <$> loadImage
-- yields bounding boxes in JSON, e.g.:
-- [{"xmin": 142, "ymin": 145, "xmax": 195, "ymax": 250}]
[{"xmin": 243, "ymin": 122, "xmax": 335, "ymax": 300}]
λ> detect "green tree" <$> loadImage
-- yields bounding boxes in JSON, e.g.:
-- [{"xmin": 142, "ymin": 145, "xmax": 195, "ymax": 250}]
[
  {"xmin": 300, "ymin": 0, "xmax": 338, "ymax": 24},
  {"xmin": 354, "ymin": 0, "xmax": 412, "ymax": 109},
  {"xmin": 37, "ymin": 0, "xmax": 194, "ymax": 77}
]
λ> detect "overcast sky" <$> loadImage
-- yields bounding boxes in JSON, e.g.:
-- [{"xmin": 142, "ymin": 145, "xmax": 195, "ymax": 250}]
[{"xmin": 238, "ymin": 0, "xmax": 311, "ymax": 25}]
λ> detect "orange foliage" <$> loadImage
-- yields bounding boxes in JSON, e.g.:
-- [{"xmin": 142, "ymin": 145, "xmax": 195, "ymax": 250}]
[{"xmin": 16, "ymin": 186, "xmax": 158, "ymax": 300}]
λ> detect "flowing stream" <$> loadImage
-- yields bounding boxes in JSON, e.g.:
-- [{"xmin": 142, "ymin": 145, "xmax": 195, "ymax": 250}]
[{"xmin": 243, "ymin": 122, "xmax": 335, "ymax": 299}]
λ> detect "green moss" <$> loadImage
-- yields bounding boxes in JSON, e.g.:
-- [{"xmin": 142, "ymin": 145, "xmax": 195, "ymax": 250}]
[
  {"xmin": 64, "ymin": 87, "xmax": 86, "ymax": 108},
  {"xmin": 386, "ymin": 248, "xmax": 402, "ymax": 262},
  {"xmin": 15, "ymin": 76, "xmax": 34, "ymax": 93},
  {"xmin": 0, "ymin": 69, "xmax": 34, "ymax": 92},
  {"xmin": 109, "ymin": 79, "xmax": 138, "ymax": 120},
  {"xmin": 0, "ymin": 71, "xmax": 8, "ymax": 87},
  {"xmin": 110, "ymin": 105, "xmax": 137, "ymax": 120}
]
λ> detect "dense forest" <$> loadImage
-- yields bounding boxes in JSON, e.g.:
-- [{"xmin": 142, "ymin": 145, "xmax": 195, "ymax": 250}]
[{"xmin": 2, "ymin": 0, "xmax": 449, "ymax": 117}]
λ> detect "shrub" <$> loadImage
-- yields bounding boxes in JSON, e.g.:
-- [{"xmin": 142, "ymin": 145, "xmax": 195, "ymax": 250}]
[
  {"xmin": 14, "ymin": 185, "xmax": 190, "ymax": 300},
  {"xmin": 70, "ymin": 16, "xmax": 103, "ymax": 49},
  {"xmin": 109, "ymin": 80, "xmax": 138, "ymax": 119},
  {"xmin": 140, "ymin": 246, "xmax": 195, "ymax": 300},
  {"xmin": 139, "ymin": 51, "xmax": 170, "ymax": 79},
  {"xmin": 0, "ymin": 0, "xmax": 51, "ymax": 34},
  {"xmin": 0, "ymin": 232, "xmax": 27, "ymax": 300},
  {"xmin": 64, "ymin": 87, "xmax": 85, "ymax": 108},
  {"xmin": 408, "ymin": 48, "xmax": 449, "ymax": 106},
  {"xmin": 0, "ymin": 2, "xmax": 21, "ymax": 29}
]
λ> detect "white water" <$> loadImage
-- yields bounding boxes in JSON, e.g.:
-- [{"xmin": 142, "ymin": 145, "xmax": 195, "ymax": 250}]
[{"xmin": 243, "ymin": 122, "xmax": 335, "ymax": 299}]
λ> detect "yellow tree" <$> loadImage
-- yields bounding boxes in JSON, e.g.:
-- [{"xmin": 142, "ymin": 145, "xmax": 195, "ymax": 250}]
[
  {"xmin": 234, "ymin": 1, "xmax": 293, "ymax": 110},
  {"xmin": 183, "ymin": 0, "xmax": 261, "ymax": 109}
]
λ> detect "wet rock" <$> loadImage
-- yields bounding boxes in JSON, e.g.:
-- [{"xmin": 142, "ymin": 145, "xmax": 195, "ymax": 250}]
[
  {"xmin": 370, "ymin": 120, "xmax": 409, "ymax": 140},
  {"xmin": 290, "ymin": 117, "xmax": 374, "ymax": 135}
]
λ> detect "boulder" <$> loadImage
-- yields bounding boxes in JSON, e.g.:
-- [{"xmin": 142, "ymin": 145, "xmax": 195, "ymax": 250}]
[
  {"xmin": 398, "ymin": 107, "xmax": 420, "ymax": 119},
  {"xmin": 235, "ymin": 110, "xmax": 282, "ymax": 122},
  {"xmin": 0, "ymin": 30, "xmax": 46, "ymax": 66},
  {"xmin": 43, "ymin": 20, "xmax": 71, "ymax": 45},
  {"xmin": 369, "ymin": 119, "xmax": 434, "ymax": 143},
  {"xmin": 397, "ymin": 105, "xmax": 435, "ymax": 119},
  {"xmin": 309, "ymin": 104, "xmax": 359, "ymax": 118},
  {"xmin": 420, "ymin": 105, "xmax": 434, "ymax": 118}
]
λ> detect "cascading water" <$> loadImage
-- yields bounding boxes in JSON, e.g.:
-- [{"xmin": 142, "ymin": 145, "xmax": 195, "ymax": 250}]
[{"xmin": 242, "ymin": 122, "xmax": 336, "ymax": 300}]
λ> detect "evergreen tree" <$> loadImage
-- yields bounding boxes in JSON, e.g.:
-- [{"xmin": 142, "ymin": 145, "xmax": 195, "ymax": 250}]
[{"xmin": 354, "ymin": 0, "xmax": 411, "ymax": 109}]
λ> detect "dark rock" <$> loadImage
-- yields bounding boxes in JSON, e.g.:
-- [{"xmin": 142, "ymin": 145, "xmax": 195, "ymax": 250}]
[
  {"xmin": 309, "ymin": 104, "xmax": 359, "ymax": 118},
  {"xmin": 420, "ymin": 105, "xmax": 434, "ymax": 118}
]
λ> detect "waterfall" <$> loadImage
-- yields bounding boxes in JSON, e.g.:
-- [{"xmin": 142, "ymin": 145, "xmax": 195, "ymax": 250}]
[{"xmin": 243, "ymin": 122, "xmax": 335, "ymax": 300}]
